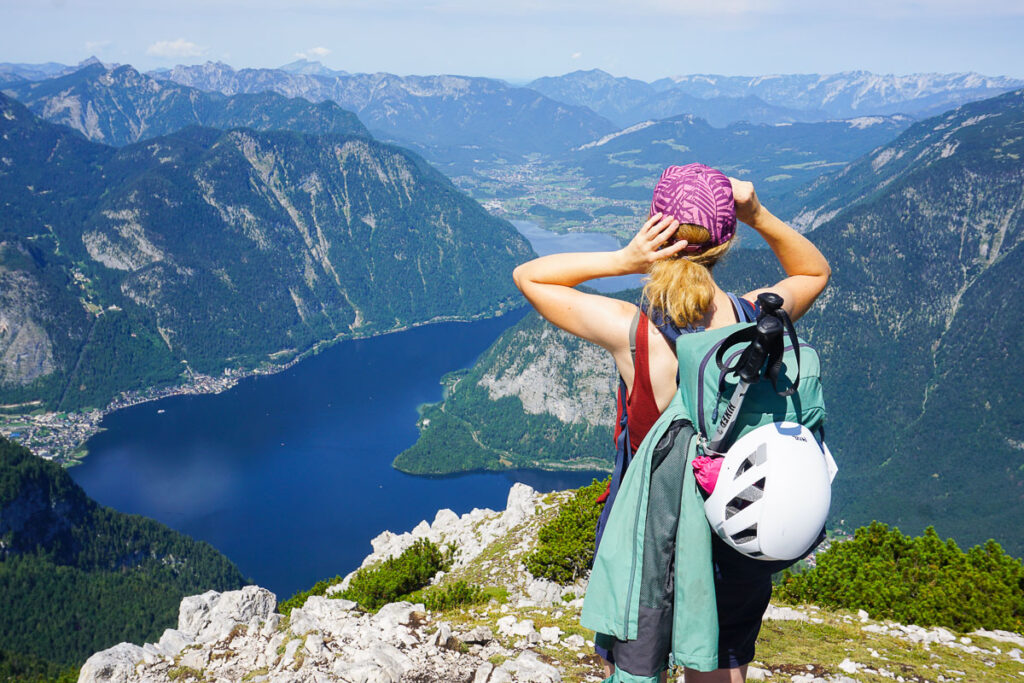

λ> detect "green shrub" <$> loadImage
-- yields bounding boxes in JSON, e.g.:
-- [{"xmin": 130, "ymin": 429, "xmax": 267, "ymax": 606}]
[
  {"xmin": 340, "ymin": 539, "xmax": 450, "ymax": 612},
  {"xmin": 277, "ymin": 576, "xmax": 343, "ymax": 616},
  {"xmin": 524, "ymin": 478, "xmax": 607, "ymax": 585},
  {"xmin": 776, "ymin": 521, "xmax": 1024, "ymax": 632},
  {"xmin": 405, "ymin": 580, "xmax": 488, "ymax": 612}
]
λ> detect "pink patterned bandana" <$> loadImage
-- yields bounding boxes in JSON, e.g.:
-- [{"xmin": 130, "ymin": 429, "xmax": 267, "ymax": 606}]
[{"xmin": 649, "ymin": 163, "xmax": 736, "ymax": 252}]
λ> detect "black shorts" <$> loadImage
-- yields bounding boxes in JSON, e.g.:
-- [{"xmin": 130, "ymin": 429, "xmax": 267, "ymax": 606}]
[{"xmin": 710, "ymin": 534, "xmax": 787, "ymax": 669}]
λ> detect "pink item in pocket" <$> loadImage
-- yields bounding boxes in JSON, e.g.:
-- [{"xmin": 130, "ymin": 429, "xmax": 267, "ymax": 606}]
[{"xmin": 693, "ymin": 455, "xmax": 724, "ymax": 494}]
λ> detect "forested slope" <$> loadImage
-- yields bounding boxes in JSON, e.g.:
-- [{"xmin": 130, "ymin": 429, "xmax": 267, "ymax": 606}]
[{"xmin": 0, "ymin": 436, "xmax": 248, "ymax": 680}]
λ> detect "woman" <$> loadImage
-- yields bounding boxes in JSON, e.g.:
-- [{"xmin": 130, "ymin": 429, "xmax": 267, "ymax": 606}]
[{"xmin": 512, "ymin": 163, "xmax": 830, "ymax": 682}]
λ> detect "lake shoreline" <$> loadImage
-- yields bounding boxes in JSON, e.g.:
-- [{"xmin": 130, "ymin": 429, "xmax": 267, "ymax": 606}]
[{"xmin": 3, "ymin": 301, "xmax": 527, "ymax": 467}]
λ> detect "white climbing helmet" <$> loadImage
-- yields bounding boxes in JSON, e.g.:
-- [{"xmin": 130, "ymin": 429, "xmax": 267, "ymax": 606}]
[{"xmin": 703, "ymin": 422, "xmax": 837, "ymax": 561}]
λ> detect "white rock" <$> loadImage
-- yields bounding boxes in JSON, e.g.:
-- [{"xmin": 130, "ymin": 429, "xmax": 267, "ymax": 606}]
[
  {"xmin": 762, "ymin": 604, "xmax": 810, "ymax": 621},
  {"xmin": 178, "ymin": 586, "xmax": 276, "ymax": 643},
  {"xmin": 540, "ymin": 626, "xmax": 562, "ymax": 643},
  {"xmin": 288, "ymin": 595, "xmax": 357, "ymax": 636},
  {"xmin": 858, "ymin": 609, "xmax": 870, "ymax": 621},
  {"xmin": 564, "ymin": 634, "xmax": 585, "ymax": 649},
  {"xmin": 972, "ymin": 629, "xmax": 1024, "ymax": 648},
  {"xmin": 489, "ymin": 667, "xmax": 514, "ymax": 683},
  {"xmin": 838, "ymin": 658, "xmax": 861, "ymax": 673},
  {"xmin": 497, "ymin": 615, "xmax": 517, "ymax": 636},
  {"xmin": 260, "ymin": 613, "xmax": 282, "ymax": 638},
  {"xmin": 527, "ymin": 578, "xmax": 563, "ymax": 606},
  {"xmin": 501, "ymin": 649, "xmax": 561, "ymax": 682},
  {"xmin": 305, "ymin": 633, "xmax": 325, "ymax": 658},
  {"xmin": 432, "ymin": 508, "xmax": 460, "ymax": 532},
  {"xmin": 156, "ymin": 628, "xmax": 193, "ymax": 657},
  {"xmin": 180, "ymin": 647, "xmax": 209, "ymax": 670},
  {"xmin": 502, "ymin": 483, "xmax": 538, "ymax": 529},
  {"xmin": 78, "ymin": 642, "xmax": 145, "ymax": 683},
  {"xmin": 279, "ymin": 638, "xmax": 302, "ymax": 669},
  {"xmin": 474, "ymin": 662, "xmax": 495, "ymax": 683},
  {"xmin": 746, "ymin": 665, "xmax": 769, "ymax": 681},
  {"xmin": 511, "ymin": 619, "xmax": 537, "ymax": 637},
  {"xmin": 462, "ymin": 626, "xmax": 493, "ymax": 644}
]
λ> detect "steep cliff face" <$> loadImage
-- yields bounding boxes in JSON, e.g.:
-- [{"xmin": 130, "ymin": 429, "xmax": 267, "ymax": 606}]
[
  {"xmin": 0, "ymin": 93, "xmax": 533, "ymax": 410},
  {"xmin": 477, "ymin": 324, "xmax": 616, "ymax": 428}
]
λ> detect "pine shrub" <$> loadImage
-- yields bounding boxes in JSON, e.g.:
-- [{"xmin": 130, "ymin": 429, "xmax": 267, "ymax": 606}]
[
  {"xmin": 340, "ymin": 539, "xmax": 450, "ymax": 612},
  {"xmin": 406, "ymin": 580, "xmax": 488, "ymax": 612},
  {"xmin": 776, "ymin": 521, "xmax": 1024, "ymax": 632},
  {"xmin": 524, "ymin": 478, "xmax": 607, "ymax": 585}
]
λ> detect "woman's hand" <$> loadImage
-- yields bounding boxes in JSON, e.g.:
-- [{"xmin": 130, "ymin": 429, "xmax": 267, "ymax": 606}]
[
  {"xmin": 729, "ymin": 177, "xmax": 763, "ymax": 227},
  {"xmin": 619, "ymin": 212, "xmax": 689, "ymax": 273}
]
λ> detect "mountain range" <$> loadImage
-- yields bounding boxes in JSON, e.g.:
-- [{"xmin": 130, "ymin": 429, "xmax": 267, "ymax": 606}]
[
  {"xmin": 528, "ymin": 68, "xmax": 1024, "ymax": 127},
  {"xmin": 396, "ymin": 88, "xmax": 1024, "ymax": 556},
  {"xmin": 2, "ymin": 62, "xmax": 368, "ymax": 146},
  {"xmin": 158, "ymin": 62, "xmax": 618, "ymax": 173},
  {"xmin": 0, "ymin": 92, "xmax": 532, "ymax": 412}
]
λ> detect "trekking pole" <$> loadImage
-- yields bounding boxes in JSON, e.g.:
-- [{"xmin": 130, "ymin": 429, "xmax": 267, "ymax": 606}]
[
  {"xmin": 756, "ymin": 292, "xmax": 784, "ymax": 321},
  {"xmin": 706, "ymin": 313, "xmax": 784, "ymax": 453}
]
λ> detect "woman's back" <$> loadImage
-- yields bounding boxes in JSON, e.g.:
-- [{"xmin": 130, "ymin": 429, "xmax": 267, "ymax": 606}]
[{"xmin": 629, "ymin": 287, "xmax": 746, "ymax": 418}]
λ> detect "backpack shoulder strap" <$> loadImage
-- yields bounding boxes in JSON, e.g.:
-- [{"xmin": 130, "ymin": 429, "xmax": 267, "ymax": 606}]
[{"xmin": 727, "ymin": 292, "xmax": 757, "ymax": 323}]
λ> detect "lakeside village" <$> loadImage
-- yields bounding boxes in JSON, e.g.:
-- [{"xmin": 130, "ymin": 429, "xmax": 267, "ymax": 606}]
[{"xmin": 0, "ymin": 365, "xmax": 277, "ymax": 465}]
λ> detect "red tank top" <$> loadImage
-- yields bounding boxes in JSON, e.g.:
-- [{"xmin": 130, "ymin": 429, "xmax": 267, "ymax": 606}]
[{"xmin": 624, "ymin": 312, "xmax": 663, "ymax": 452}]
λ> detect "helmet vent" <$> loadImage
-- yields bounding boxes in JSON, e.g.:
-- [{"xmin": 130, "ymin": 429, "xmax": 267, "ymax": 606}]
[
  {"xmin": 731, "ymin": 523, "xmax": 758, "ymax": 544},
  {"xmin": 733, "ymin": 444, "xmax": 768, "ymax": 479},
  {"xmin": 724, "ymin": 477, "xmax": 766, "ymax": 519}
]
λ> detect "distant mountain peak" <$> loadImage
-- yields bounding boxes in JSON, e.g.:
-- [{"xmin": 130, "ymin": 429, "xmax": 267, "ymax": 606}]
[{"xmin": 279, "ymin": 58, "xmax": 345, "ymax": 77}]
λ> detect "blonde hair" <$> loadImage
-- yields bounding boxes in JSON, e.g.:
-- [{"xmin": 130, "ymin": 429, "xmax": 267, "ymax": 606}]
[{"xmin": 642, "ymin": 223, "xmax": 734, "ymax": 327}]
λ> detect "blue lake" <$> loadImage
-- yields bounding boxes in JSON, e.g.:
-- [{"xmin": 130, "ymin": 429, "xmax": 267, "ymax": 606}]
[{"xmin": 70, "ymin": 220, "xmax": 621, "ymax": 599}]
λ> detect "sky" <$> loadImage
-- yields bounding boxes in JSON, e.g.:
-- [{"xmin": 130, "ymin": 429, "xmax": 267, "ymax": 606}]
[{"xmin": 2, "ymin": 0, "xmax": 1024, "ymax": 81}]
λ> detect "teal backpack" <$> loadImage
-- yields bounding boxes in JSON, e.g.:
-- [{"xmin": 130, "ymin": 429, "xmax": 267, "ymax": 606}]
[{"xmin": 581, "ymin": 294, "xmax": 828, "ymax": 678}]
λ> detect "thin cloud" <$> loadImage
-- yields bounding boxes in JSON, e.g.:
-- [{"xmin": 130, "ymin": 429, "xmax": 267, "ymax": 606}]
[
  {"xmin": 84, "ymin": 40, "xmax": 111, "ymax": 52},
  {"xmin": 296, "ymin": 46, "xmax": 331, "ymax": 60},
  {"xmin": 146, "ymin": 38, "xmax": 206, "ymax": 59},
  {"xmin": 571, "ymin": 52, "xmax": 582, "ymax": 60}
]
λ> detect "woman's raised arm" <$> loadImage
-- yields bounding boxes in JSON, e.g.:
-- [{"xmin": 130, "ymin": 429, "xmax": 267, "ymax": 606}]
[
  {"xmin": 732, "ymin": 179, "xmax": 831, "ymax": 321},
  {"xmin": 512, "ymin": 213, "xmax": 689, "ymax": 352}
]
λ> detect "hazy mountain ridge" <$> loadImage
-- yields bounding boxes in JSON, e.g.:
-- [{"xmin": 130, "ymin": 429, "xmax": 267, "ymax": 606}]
[
  {"xmin": 654, "ymin": 70, "xmax": 1024, "ymax": 118},
  {"xmin": 0, "ymin": 93, "xmax": 532, "ymax": 412},
  {"xmin": 395, "ymin": 88, "xmax": 1024, "ymax": 554},
  {"xmin": 1, "ymin": 62, "xmax": 369, "ymax": 146},
  {"xmin": 157, "ymin": 61, "xmax": 618, "ymax": 171},
  {"xmin": 528, "ymin": 68, "xmax": 829, "ymax": 127}
]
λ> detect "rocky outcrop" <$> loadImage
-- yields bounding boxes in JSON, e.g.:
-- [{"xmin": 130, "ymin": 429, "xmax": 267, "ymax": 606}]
[
  {"xmin": 72, "ymin": 480, "xmax": 1024, "ymax": 683},
  {"xmin": 78, "ymin": 484, "xmax": 575, "ymax": 683}
]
